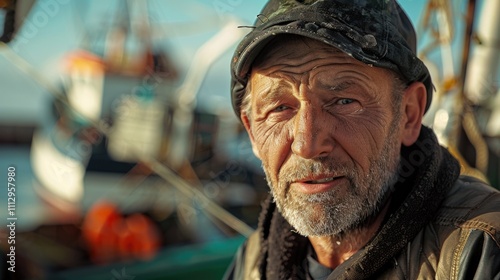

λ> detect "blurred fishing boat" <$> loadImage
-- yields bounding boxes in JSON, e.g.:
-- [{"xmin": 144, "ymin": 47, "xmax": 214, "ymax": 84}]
[{"xmin": 1, "ymin": 1, "xmax": 266, "ymax": 279}]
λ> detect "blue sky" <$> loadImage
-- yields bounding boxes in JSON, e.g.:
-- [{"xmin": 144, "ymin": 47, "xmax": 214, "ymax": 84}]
[{"xmin": 0, "ymin": 0, "xmax": 480, "ymax": 125}]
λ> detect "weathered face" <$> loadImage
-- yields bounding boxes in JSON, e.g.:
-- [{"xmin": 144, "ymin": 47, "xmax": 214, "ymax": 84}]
[{"xmin": 242, "ymin": 38, "xmax": 408, "ymax": 237}]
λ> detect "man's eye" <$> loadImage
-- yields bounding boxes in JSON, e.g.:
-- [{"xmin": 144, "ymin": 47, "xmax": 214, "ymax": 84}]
[
  {"xmin": 336, "ymin": 98, "xmax": 354, "ymax": 105},
  {"xmin": 273, "ymin": 105, "xmax": 290, "ymax": 112}
]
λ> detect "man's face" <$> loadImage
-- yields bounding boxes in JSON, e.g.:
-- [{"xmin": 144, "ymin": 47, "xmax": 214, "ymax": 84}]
[{"xmin": 242, "ymin": 38, "xmax": 406, "ymax": 237}]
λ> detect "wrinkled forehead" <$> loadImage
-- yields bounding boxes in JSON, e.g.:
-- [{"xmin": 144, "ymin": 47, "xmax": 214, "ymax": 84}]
[
  {"xmin": 250, "ymin": 35, "xmax": 392, "ymax": 81},
  {"xmin": 252, "ymin": 35, "xmax": 348, "ymax": 71}
]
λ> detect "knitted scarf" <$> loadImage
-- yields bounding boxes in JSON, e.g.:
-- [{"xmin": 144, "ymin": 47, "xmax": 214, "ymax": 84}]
[{"xmin": 254, "ymin": 126, "xmax": 461, "ymax": 279}]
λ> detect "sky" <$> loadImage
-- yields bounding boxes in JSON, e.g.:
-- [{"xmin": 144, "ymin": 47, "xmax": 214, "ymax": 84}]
[{"xmin": 0, "ymin": 0, "xmax": 485, "ymax": 125}]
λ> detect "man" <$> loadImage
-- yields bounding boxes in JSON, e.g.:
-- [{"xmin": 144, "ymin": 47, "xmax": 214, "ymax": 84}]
[{"xmin": 225, "ymin": 0, "xmax": 500, "ymax": 279}]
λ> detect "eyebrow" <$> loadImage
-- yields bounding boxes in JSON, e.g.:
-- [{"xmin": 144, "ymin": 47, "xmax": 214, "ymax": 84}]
[
  {"xmin": 253, "ymin": 79, "xmax": 290, "ymax": 102},
  {"xmin": 325, "ymin": 80, "xmax": 355, "ymax": 91},
  {"xmin": 250, "ymin": 82, "xmax": 291, "ymax": 116},
  {"xmin": 254, "ymin": 79, "xmax": 355, "ymax": 106}
]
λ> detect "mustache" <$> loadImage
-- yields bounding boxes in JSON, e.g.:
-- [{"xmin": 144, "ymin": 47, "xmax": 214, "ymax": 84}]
[{"xmin": 278, "ymin": 158, "xmax": 355, "ymax": 184}]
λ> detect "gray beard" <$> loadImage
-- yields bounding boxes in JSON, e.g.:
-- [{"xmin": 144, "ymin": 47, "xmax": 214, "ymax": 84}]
[{"xmin": 264, "ymin": 124, "xmax": 401, "ymax": 237}]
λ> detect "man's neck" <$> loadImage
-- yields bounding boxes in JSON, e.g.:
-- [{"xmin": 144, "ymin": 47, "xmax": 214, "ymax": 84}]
[{"xmin": 308, "ymin": 200, "xmax": 391, "ymax": 269}]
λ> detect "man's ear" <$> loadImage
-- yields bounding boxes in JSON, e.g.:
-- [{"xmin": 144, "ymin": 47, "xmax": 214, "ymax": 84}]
[
  {"xmin": 241, "ymin": 112, "xmax": 261, "ymax": 160},
  {"xmin": 400, "ymin": 81, "xmax": 427, "ymax": 146}
]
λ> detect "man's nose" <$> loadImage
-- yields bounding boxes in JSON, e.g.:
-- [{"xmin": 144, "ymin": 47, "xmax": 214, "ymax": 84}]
[{"xmin": 291, "ymin": 105, "xmax": 334, "ymax": 159}]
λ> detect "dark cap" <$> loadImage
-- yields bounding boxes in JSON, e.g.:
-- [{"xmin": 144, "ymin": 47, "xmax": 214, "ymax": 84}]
[{"xmin": 231, "ymin": 0, "xmax": 432, "ymax": 118}]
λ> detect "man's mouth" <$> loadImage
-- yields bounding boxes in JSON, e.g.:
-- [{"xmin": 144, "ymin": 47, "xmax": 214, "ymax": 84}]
[
  {"xmin": 306, "ymin": 177, "xmax": 337, "ymax": 184},
  {"xmin": 292, "ymin": 175, "xmax": 346, "ymax": 194}
]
